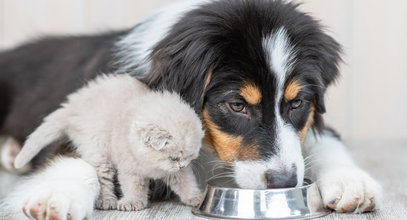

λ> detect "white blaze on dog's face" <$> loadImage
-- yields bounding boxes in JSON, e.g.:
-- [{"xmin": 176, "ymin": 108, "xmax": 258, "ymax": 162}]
[{"xmin": 202, "ymin": 28, "xmax": 309, "ymax": 189}]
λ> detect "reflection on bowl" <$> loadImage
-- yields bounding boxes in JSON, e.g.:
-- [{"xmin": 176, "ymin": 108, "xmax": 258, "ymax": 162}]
[{"xmin": 192, "ymin": 181, "xmax": 331, "ymax": 219}]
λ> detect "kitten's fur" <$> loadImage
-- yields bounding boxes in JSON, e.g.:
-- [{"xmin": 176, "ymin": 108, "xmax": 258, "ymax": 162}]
[{"xmin": 14, "ymin": 74, "xmax": 205, "ymax": 211}]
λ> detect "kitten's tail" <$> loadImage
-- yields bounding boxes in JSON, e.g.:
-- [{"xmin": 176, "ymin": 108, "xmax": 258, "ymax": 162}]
[{"xmin": 14, "ymin": 109, "xmax": 67, "ymax": 169}]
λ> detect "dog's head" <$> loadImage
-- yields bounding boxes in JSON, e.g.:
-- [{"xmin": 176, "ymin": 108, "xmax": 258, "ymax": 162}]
[{"xmin": 142, "ymin": 0, "xmax": 341, "ymax": 189}]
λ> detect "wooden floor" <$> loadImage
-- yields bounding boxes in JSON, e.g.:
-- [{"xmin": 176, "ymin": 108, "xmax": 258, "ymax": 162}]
[{"xmin": 1, "ymin": 140, "xmax": 406, "ymax": 219}]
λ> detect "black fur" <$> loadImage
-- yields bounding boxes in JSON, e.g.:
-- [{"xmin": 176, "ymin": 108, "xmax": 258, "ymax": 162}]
[
  {"xmin": 141, "ymin": 0, "xmax": 341, "ymax": 159},
  {"xmin": 0, "ymin": 32, "xmax": 125, "ymax": 166}
]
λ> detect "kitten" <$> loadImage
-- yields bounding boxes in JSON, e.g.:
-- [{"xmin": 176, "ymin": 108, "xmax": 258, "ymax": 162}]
[{"xmin": 14, "ymin": 74, "xmax": 205, "ymax": 211}]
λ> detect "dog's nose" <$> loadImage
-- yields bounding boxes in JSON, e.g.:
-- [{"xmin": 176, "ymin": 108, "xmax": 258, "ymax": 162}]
[{"xmin": 264, "ymin": 168, "xmax": 297, "ymax": 188}]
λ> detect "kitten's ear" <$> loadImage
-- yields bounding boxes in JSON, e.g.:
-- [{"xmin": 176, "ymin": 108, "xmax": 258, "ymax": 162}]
[{"xmin": 139, "ymin": 124, "xmax": 172, "ymax": 151}]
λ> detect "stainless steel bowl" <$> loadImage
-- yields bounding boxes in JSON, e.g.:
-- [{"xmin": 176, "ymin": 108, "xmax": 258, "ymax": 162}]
[{"xmin": 192, "ymin": 181, "xmax": 331, "ymax": 219}]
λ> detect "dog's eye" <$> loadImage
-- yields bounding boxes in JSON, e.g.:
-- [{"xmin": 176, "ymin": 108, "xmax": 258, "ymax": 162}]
[
  {"xmin": 290, "ymin": 99, "xmax": 303, "ymax": 109},
  {"xmin": 229, "ymin": 102, "xmax": 247, "ymax": 113}
]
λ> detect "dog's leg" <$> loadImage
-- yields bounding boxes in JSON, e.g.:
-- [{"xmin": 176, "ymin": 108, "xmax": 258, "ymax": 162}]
[
  {"xmin": 4, "ymin": 157, "xmax": 99, "ymax": 220},
  {"xmin": 304, "ymin": 129, "xmax": 382, "ymax": 213}
]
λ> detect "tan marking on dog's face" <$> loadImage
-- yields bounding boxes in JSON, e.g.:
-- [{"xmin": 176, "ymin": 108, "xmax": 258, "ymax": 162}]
[
  {"xmin": 202, "ymin": 109, "xmax": 261, "ymax": 162},
  {"xmin": 202, "ymin": 110, "xmax": 239, "ymax": 162},
  {"xmin": 240, "ymin": 82, "xmax": 262, "ymax": 105},
  {"xmin": 238, "ymin": 144, "xmax": 262, "ymax": 161},
  {"xmin": 299, "ymin": 105, "xmax": 315, "ymax": 143},
  {"xmin": 284, "ymin": 80, "xmax": 303, "ymax": 101}
]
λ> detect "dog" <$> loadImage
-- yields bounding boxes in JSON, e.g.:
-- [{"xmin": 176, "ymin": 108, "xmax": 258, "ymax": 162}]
[{"xmin": 0, "ymin": 0, "xmax": 382, "ymax": 219}]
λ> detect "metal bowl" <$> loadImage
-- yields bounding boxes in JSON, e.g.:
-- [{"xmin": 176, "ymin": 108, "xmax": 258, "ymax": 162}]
[{"xmin": 192, "ymin": 181, "xmax": 331, "ymax": 219}]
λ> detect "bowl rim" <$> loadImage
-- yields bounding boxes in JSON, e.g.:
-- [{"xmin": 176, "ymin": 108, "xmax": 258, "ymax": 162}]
[{"xmin": 205, "ymin": 180, "xmax": 314, "ymax": 192}]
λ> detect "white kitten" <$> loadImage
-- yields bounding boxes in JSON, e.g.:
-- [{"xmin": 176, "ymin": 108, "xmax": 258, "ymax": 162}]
[{"xmin": 14, "ymin": 74, "xmax": 205, "ymax": 211}]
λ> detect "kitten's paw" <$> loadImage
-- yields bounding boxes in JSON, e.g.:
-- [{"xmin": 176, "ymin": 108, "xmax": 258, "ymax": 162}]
[
  {"xmin": 318, "ymin": 167, "xmax": 382, "ymax": 213},
  {"xmin": 117, "ymin": 198, "xmax": 148, "ymax": 211},
  {"xmin": 21, "ymin": 191, "xmax": 84, "ymax": 220},
  {"xmin": 96, "ymin": 197, "xmax": 118, "ymax": 210},
  {"xmin": 181, "ymin": 194, "xmax": 204, "ymax": 207},
  {"xmin": 0, "ymin": 137, "xmax": 31, "ymax": 173}
]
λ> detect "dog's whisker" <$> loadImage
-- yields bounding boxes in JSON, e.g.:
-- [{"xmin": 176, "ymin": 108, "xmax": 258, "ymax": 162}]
[
  {"xmin": 206, "ymin": 172, "xmax": 235, "ymax": 181},
  {"xmin": 303, "ymin": 153, "xmax": 318, "ymax": 161},
  {"xmin": 207, "ymin": 175, "xmax": 235, "ymax": 182}
]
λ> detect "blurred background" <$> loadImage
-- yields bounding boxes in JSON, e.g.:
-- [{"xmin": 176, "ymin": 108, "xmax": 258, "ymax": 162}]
[{"xmin": 0, "ymin": 0, "xmax": 406, "ymax": 142}]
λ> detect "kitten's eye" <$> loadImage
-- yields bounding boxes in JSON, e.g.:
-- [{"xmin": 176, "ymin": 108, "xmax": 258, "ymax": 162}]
[
  {"xmin": 229, "ymin": 102, "xmax": 247, "ymax": 114},
  {"xmin": 290, "ymin": 99, "xmax": 303, "ymax": 110},
  {"xmin": 170, "ymin": 157, "xmax": 180, "ymax": 162}
]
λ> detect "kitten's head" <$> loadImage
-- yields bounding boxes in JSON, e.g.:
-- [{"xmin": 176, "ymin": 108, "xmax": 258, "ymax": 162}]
[{"xmin": 130, "ymin": 91, "xmax": 204, "ymax": 173}]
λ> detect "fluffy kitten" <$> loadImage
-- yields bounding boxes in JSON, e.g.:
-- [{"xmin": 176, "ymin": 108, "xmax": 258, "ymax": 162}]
[{"xmin": 14, "ymin": 74, "xmax": 205, "ymax": 211}]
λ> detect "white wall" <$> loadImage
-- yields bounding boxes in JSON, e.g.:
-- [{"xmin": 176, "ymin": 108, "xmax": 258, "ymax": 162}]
[
  {"xmin": 300, "ymin": 0, "xmax": 407, "ymax": 141},
  {"xmin": 1, "ymin": 0, "xmax": 406, "ymax": 141}
]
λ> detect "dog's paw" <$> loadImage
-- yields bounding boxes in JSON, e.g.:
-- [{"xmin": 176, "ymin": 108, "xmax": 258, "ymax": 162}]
[
  {"xmin": 318, "ymin": 167, "xmax": 382, "ymax": 213},
  {"xmin": 21, "ymin": 190, "xmax": 85, "ymax": 220},
  {"xmin": 181, "ymin": 194, "xmax": 204, "ymax": 207},
  {"xmin": 95, "ymin": 197, "xmax": 117, "ymax": 210},
  {"xmin": 117, "ymin": 198, "xmax": 148, "ymax": 211},
  {"xmin": 0, "ymin": 137, "xmax": 31, "ymax": 173},
  {"xmin": 4, "ymin": 157, "xmax": 98, "ymax": 220}
]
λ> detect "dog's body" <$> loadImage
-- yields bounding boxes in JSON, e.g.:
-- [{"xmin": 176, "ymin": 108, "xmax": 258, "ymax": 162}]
[{"xmin": 0, "ymin": 0, "xmax": 381, "ymax": 219}]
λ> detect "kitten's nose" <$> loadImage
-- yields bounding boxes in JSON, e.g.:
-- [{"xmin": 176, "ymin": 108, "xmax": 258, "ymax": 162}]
[{"xmin": 264, "ymin": 167, "xmax": 297, "ymax": 188}]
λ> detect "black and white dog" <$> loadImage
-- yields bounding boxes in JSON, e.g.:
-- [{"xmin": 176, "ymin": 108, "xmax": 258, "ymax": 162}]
[{"xmin": 0, "ymin": 0, "xmax": 381, "ymax": 219}]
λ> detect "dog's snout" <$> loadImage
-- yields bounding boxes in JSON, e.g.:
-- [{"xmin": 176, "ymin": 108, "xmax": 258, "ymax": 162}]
[{"xmin": 264, "ymin": 168, "xmax": 297, "ymax": 188}]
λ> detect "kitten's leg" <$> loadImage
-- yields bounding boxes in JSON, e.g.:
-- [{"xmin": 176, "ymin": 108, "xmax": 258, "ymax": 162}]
[
  {"xmin": 165, "ymin": 166, "xmax": 203, "ymax": 207},
  {"xmin": 304, "ymin": 129, "xmax": 382, "ymax": 213},
  {"xmin": 5, "ymin": 157, "xmax": 99, "ymax": 220},
  {"xmin": 0, "ymin": 136, "xmax": 31, "ymax": 173},
  {"xmin": 92, "ymin": 162, "xmax": 118, "ymax": 210},
  {"xmin": 116, "ymin": 173, "xmax": 149, "ymax": 211},
  {"xmin": 78, "ymin": 139, "xmax": 117, "ymax": 210}
]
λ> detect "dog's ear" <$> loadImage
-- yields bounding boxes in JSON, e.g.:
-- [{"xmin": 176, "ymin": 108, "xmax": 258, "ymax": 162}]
[
  {"xmin": 139, "ymin": 11, "xmax": 219, "ymax": 113},
  {"xmin": 308, "ymin": 32, "xmax": 342, "ymax": 116},
  {"xmin": 143, "ymin": 47, "xmax": 214, "ymax": 113},
  {"xmin": 316, "ymin": 32, "xmax": 342, "ymax": 87},
  {"xmin": 138, "ymin": 124, "xmax": 172, "ymax": 151},
  {"xmin": 315, "ymin": 87, "xmax": 326, "ymax": 114}
]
